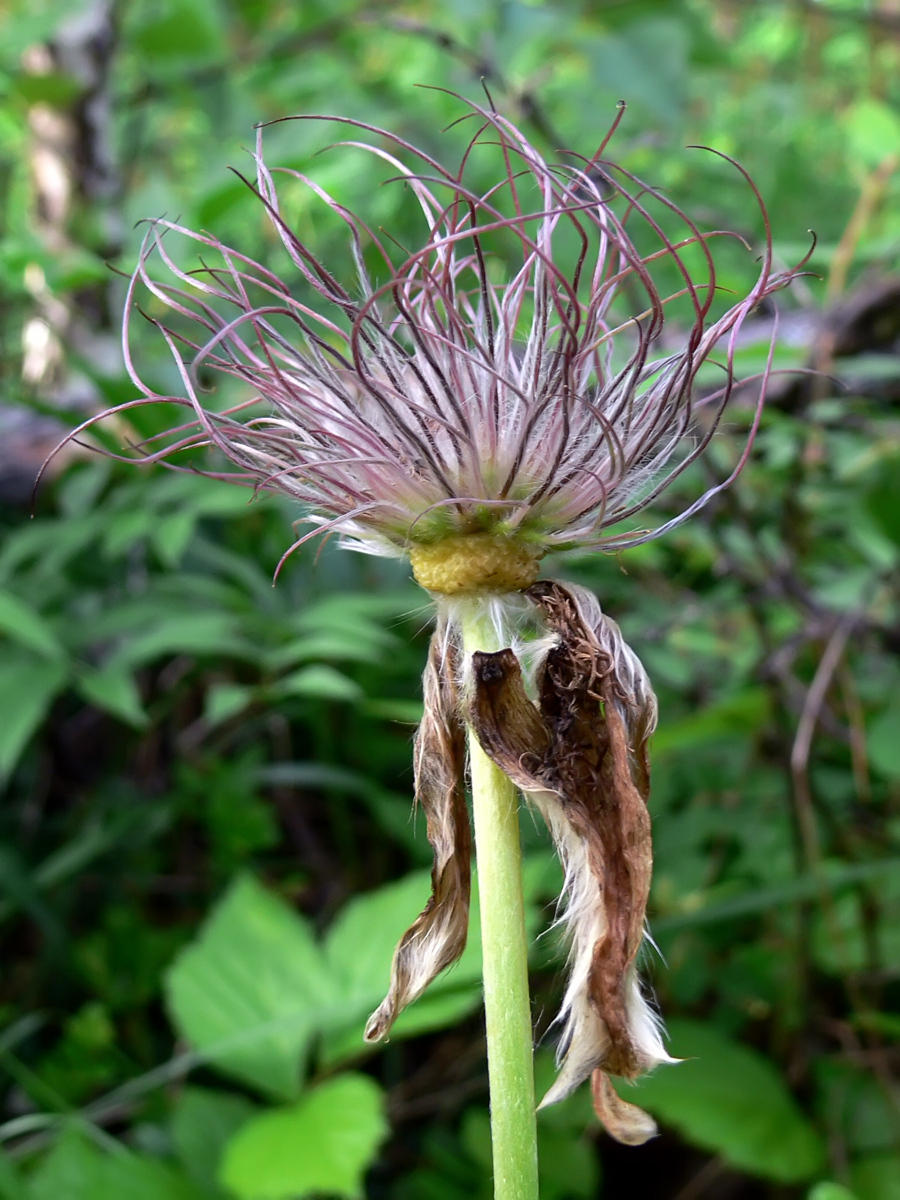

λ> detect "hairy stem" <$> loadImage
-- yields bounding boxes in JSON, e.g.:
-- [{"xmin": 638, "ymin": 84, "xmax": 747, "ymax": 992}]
[{"xmin": 461, "ymin": 604, "xmax": 539, "ymax": 1200}]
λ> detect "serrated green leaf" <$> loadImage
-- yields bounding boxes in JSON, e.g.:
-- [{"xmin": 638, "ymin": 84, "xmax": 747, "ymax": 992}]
[
  {"xmin": 319, "ymin": 871, "xmax": 482, "ymax": 1065},
  {"xmin": 219, "ymin": 1074, "xmax": 388, "ymax": 1200},
  {"xmin": 171, "ymin": 1087, "xmax": 258, "ymax": 1195},
  {"xmin": 165, "ymin": 875, "xmax": 336, "ymax": 1099},
  {"xmin": 319, "ymin": 857, "xmax": 555, "ymax": 1066},
  {"xmin": 623, "ymin": 1019, "xmax": 825, "ymax": 1182}
]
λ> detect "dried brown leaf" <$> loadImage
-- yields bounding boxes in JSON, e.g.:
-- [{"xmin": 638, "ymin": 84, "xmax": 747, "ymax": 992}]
[{"xmin": 366, "ymin": 626, "xmax": 470, "ymax": 1041}]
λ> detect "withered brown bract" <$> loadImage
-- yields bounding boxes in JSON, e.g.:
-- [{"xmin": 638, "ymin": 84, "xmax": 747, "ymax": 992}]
[
  {"xmin": 365, "ymin": 631, "xmax": 471, "ymax": 1043},
  {"xmin": 368, "ymin": 581, "xmax": 670, "ymax": 1146}
]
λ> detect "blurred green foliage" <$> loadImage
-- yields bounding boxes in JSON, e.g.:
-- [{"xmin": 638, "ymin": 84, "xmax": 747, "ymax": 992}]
[{"xmin": 1, "ymin": 0, "xmax": 899, "ymax": 1197}]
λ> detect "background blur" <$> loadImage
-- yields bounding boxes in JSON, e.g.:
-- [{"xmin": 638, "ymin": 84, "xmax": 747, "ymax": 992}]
[{"xmin": 1, "ymin": 1, "xmax": 899, "ymax": 1198}]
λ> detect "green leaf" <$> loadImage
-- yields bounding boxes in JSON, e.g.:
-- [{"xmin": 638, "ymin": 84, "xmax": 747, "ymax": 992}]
[
  {"xmin": 320, "ymin": 870, "xmax": 483, "ymax": 1064},
  {"xmin": 0, "ymin": 590, "xmax": 64, "ymax": 660},
  {"xmin": 171, "ymin": 1087, "xmax": 258, "ymax": 1195},
  {"xmin": 12, "ymin": 71, "xmax": 81, "ymax": 107},
  {"xmin": 29, "ymin": 1130, "xmax": 206, "ymax": 1200},
  {"xmin": 623, "ymin": 1019, "xmax": 825, "ymax": 1182},
  {"xmin": 651, "ymin": 689, "xmax": 769, "ymax": 756},
  {"xmin": 204, "ymin": 684, "xmax": 254, "ymax": 728},
  {"xmin": 165, "ymin": 875, "xmax": 336, "ymax": 1099},
  {"xmin": 99, "ymin": 1153, "xmax": 209, "ymax": 1200},
  {"xmin": 535, "ymin": 1123, "xmax": 599, "ymax": 1200},
  {"xmin": 319, "ymin": 857, "xmax": 554, "ymax": 1065},
  {"xmin": 28, "ymin": 1130, "xmax": 101, "ymax": 1200},
  {"xmin": 809, "ymin": 1184, "xmax": 859, "ymax": 1200},
  {"xmin": 0, "ymin": 653, "xmax": 67, "ymax": 779},
  {"xmin": 851, "ymin": 1155, "xmax": 900, "ymax": 1200},
  {"xmin": 132, "ymin": 0, "xmax": 227, "ymax": 62},
  {"xmin": 324, "ymin": 872, "xmax": 435, "ymax": 1012},
  {"xmin": 219, "ymin": 1074, "xmax": 388, "ymax": 1200},
  {"xmin": 272, "ymin": 665, "xmax": 363, "ymax": 703},
  {"xmin": 812, "ymin": 870, "xmax": 900, "ymax": 976},
  {"xmin": 75, "ymin": 664, "xmax": 148, "ymax": 729},
  {"xmin": 107, "ymin": 613, "xmax": 250, "ymax": 671},
  {"xmin": 864, "ymin": 454, "xmax": 900, "ymax": 547},
  {"xmin": 844, "ymin": 100, "xmax": 900, "ymax": 169},
  {"xmin": 151, "ymin": 511, "xmax": 198, "ymax": 568},
  {"xmin": 0, "ymin": 1145, "xmax": 26, "ymax": 1200},
  {"xmin": 868, "ymin": 705, "xmax": 900, "ymax": 779},
  {"xmin": 267, "ymin": 632, "xmax": 387, "ymax": 669}
]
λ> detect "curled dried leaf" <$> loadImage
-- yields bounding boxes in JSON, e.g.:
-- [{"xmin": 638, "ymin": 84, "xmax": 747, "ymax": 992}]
[
  {"xmin": 468, "ymin": 580, "xmax": 670, "ymax": 1144},
  {"xmin": 366, "ymin": 626, "xmax": 470, "ymax": 1041}
]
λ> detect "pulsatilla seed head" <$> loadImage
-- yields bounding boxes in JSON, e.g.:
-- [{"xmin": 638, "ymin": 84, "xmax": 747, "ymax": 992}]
[
  {"xmin": 44, "ymin": 97, "xmax": 807, "ymax": 1142},
  {"xmin": 52, "ymin": 95, "xmax": 800, "ymax": 583}
]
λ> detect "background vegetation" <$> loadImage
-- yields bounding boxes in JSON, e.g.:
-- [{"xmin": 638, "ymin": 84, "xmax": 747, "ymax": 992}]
[{"xmin": 1, "ymin": 1, "xmax": 899, "ymax": 1197}]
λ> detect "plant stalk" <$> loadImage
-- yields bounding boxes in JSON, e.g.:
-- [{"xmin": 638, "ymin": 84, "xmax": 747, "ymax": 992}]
[{"xmin": 461, "ymin": 606, "xmax": 539, "ymax": 1200}]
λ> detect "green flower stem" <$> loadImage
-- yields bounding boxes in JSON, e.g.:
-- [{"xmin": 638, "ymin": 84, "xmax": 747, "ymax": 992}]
[{"xmin": 461, "ymin": 607, "xmax": 539, "ymax": 1200}]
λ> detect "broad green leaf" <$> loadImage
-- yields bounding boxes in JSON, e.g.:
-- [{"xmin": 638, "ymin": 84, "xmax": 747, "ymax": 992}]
[
  {"xmin": 809, "ymin": 1184, "xmax": 859, "ymax": 1200},
  {"xmin": 623, "ymin": 1019, "xmax": 825, "ymax": 1182},
  {"xmin": 171, "ymin": 1087, "xmax": 258, "ymax": 1195},
  {"xmin": 99, "ymin": 1153, "xmax": 209, "ymax": 1200},
  {"xmin": 219, "ymin": 1074, "xmax": 388, "ymax": 1200},
  {"xmin": 0, "ymin": 590, "xmax": 64, "ymax": 659},
  {"xmin": 851, "ymin": 1155, "xmax": 900, "ymax": 1200},
  {"xmin": 28, "ymin": 1130, "xmax": 100, "ymax": 1200},
  {"xmin": 538, "ymin": 1124, "xmax": 599, "ymax": 1200},
  {"xmin": 75, "ymin": 664, "xmax": 147, "ymax": 728},
  {"xmin": 320, "ymin": 856, "xmax": 557, "ymax": 1065},
  {"xmin": 320, "ymin": 870, "xmax": 483, "ymax": 1064},
  {"xmin": 0, "ymin": 1145, "xmax": 26, "ymax": 1200},
  {"xmin": 165, "ymin": 875, "xmax": 336, "ymax": 1099},
  {"xmin": 324, "ymin": 871, "xmax": 435, "ymax": 1010},
  {"xmin": 0, "ymin": 653, "xmax": 67, "ymax": 779},
  {"xmin": 29, "ymin": 1131, "xmax": 205, "ymax": 1200}
]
